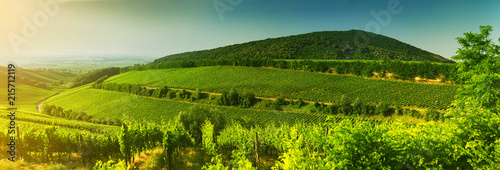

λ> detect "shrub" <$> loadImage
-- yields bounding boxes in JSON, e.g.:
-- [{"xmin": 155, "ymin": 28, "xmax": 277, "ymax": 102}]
[
  {"xmin": 166, "ymin": 90, "xmax": 176, "ymax": 99},
  {"xmin": 177, "ymin": 89, "xmax": 190, "ymax": 99},
  {"xmin": 424, "ymin": 109, "xmax": 441, "ymax": 121},
  {"xmin": 296, "ymin": 98, "xmax": 305, "ymax": 108},
  {"xmin": 275, "ymin": 96, "xmax": 286, "ymax": 106},
  {"xmin": 353, "ymin": 97, "xmax": 363, "ymax": 115},
  {"xmin": 227, "ymin": 89, "xmax": 239, "ymax": 106},
  {"xmin": 394, "ymin": 104, "xmax": 403, "ymax": 116},
  {"xmin": 217, "ymin": 91, "xmax": 230, "ymax": 106},
  {"xmin": 192, "ymin": 88, "xmax": 202, "ymax": 100},
  {"xmin": 177, "ymin": 106, "xmax": 226, "ymax": 144},
  {"xmin": 239, "ymin": 92, "xmax": 255, "ymax": 108},
  {"xmin": 376, "ymin": 101, "xmax": 391, "ymax": 116}
]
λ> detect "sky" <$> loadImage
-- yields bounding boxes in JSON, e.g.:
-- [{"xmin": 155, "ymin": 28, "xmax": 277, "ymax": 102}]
[{"xmin": 1, "ymin": 0, "xmax": 499, "ymax": 62}]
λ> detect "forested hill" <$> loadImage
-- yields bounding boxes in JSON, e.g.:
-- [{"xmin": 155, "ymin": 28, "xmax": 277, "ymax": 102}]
[{"xmin": 155, "ymin": 30, "xmax": 453, "ymax": 63}]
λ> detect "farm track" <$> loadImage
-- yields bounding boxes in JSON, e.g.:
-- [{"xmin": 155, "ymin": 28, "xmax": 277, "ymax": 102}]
[
  {"xmin": 37, "ymin": 90, "xmax": 65, "ymax": 113},
  {"xmin": 144, "ymin": 86, "xmax": 442, "ymax": 114},
  {"xmin": 232, "ymin": 65, "xmax": 451, "ymax": 85}
]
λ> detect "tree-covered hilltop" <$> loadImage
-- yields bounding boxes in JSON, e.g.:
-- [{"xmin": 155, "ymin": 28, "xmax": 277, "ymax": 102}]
[{"xmin": 155, "ymin": 30, "xmax": 453, "ymax": 63}]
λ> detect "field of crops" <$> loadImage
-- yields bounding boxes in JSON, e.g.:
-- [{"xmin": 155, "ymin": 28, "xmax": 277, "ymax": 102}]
[
  {"xmin": 0, "ymin": 66, "xmax": 76, "ymax": 113},
  {"xmin": 0, "ymin": 84, "xmax": 62, "ymax": 113},
  {"xmin": 105, "ymin": 66, "xmax": 457, "ymax": 109},
  {"xmin": 44, "ymin": 85, "xmax": 334, "ymax": 126},
  {"xmin": 285, "ymin": 77, "xmax": 457, "ymax": 109}
]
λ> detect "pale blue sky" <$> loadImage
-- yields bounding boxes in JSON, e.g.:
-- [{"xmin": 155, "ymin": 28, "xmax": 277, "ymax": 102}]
[{"xmin": 1, "ymin": 0, "xmax": 499, "ymax": 61}]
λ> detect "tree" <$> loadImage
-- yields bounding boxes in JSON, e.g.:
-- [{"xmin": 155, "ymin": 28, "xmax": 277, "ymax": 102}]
[
  {"xmin": 453, "ymin": 26, "xmax": 500, "ymax": 84},
  {"xmin": 227, "ymin": 89, "xmax": 239, "ymax": 106},
  {"xmin": 375, "ymin": 101, "xmax": 390, "ymax": 116},
  {"xmin": 154, "ymin": 86, "xmax": 169, "ymax": 98},
  {"xmin": 177, "ymin": 106, "xmax": 226, "ymax": 145},
  {"xmin": 337, "ymin": 95, "xmax": 350, "ymax": 115},
  {"xmin": 448, "ymin": 25, "xmax": 500, "ymax": 168},
  {"xmin": 275, "ymin": 95, "xmax": 286, "ymax": 106},
  {"xmin": 217, "ymin": 91, "xmax": 230, "ymax": 106},
  {"xmin": 239, "ymin": 92, "xmax": 255, "ymax": 108},
  {"xmin": 451, "ymin": 25, "xmax": 500, "ymax": 114},
  {"xmin": 353, "ymin": 97, "xmax": 363, "ymax": 115},
  {"xmin": 192, "ymin": 88, "xmax": 202, "ymax": 100}
]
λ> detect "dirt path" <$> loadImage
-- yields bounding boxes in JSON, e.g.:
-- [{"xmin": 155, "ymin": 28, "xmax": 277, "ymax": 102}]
[
  {"xmin": 37, "ymin": 90, "xmax": 65, "ymax": 113},
  {"xmin": 145, "ymin": 86, "xmax": 440, "ymax": 114},
  {"xmin": 250, "ymin": 65, "xmax": 451, "ymax": 85}
]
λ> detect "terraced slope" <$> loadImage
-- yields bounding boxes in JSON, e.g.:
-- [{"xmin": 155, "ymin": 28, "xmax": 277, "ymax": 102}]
[
  {"xmin": 104, "ymin": 66, "xmax": 457, "ymax": 109},
  {"xmin": 44, "ymin": 84, "xmax": 331, "ymax": 126},
  {"xmin": 0, "ymin": 66, "xmax": 75, "ymax": 112}
]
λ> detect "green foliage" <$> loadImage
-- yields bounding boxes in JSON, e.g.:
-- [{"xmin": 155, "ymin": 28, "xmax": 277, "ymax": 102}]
[
  {"xmin": 394, "ymin": 104, "xmax": 402, "ymax": 116},
  {"xmin": 166, "ymin": 90, "xmax": 176, "ymax": 99},
  {"xmin": 46, "ymin": 85, "xmax": 331, "ymax": 127},
  {"xmin": 202, "ymin": 154, "xmax": 227, "ymax": 170},
  {"xmin": 216, "ymin": 89, "xmax": 255, "ymax": 108},
  {"xmin": 192, "ymin": 88, "xmax": 202, "ymax": 100},
  {"xmin": 214, "ymin": 119, "xmax": 477, "ymax": 169},
  {"xmin": 162, "ymin": 122, "xmax": 194, "ymax": 169},
  {"xmin": 153, "ymin": 86, "xmax": 169, "ymax": 98},
  {"xmin": 150, "ymin": 30, "xmax": 451, "ymax": 63},
  {"xmin": 424, "ymin": 109, "xmax": 441, "ymax": 121},
  {"xmin": 119, "ymin": 123, "xmax": 131, "ymax": 166},
  {"xmin": 42, "ymin": 104, "xmax": 119, "ymax": 126},
  {"xmin": 124, "ymin": 58, "xmax": 457, "ymax": 84},
  {"xmin": 94, "ymin": 160, "xmax": 127, "ymax": 170},
  {"xmin": 106, "ymin": 67, "xmax": 457, "ymax": 110},
  {"xmin": 216, "ymin": 91, "xmax": 230, "ymax": 106},
  {"xmin": 202, "ymin": 120, "xmax": 217, "ymax": 156},
  {"xmin": 227, "ymin": 89, "xmax": 239, "ymax": 106},
  {"xmin": 239, "ymin": 92, "xmax": 255, "ymax": 108},
  {"xmin": 448, "ymin": 25, "xmax": 500, "ymax": 168},
  {"xmin": 229, "ymin": 146, "xmax": 256, "ymax": 169},
  {"xmin": 177, "ymin": 89, "xmax": 191, "ymax": 99},
  {"xmin": 296, "ymin": 97, "xmax": 305, "ymax": 108},
  {"xmin": 72, "ymin": 67, "xmax": 120, "ymax": 87},
  {"xmin": 352, "ymin": 97, "xmax": 363, "ymax": 115},
  {"xmin": 177, "ymin": 106, "xmax": 226, "ymax": 145},
  {"xmin": 14, "ymin": 123, "xmax": 120, "ymax": 165},
  {"xmin": 274, "ymin": 96, "xmax": 286, "ymax": 106},
  {"xmin": 375, "ymin": 101, "xmax": 390, "ymax": 117},
  {"xmin": 452, "ymin": 25, "xmax": 500, "ymax": 84},
  {"xmin": 452, "ymin": 26, "xmax": 500, "ymax": 113}
]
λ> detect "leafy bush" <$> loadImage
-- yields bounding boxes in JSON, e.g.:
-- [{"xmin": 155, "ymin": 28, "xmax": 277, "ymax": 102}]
[
  {"xmin": 424, "ymin": 109, "xmax": 441, "ymax": 121},
  {"xmin": 177, "ymin": 106, "xmax": 226, "ymax": 145}
]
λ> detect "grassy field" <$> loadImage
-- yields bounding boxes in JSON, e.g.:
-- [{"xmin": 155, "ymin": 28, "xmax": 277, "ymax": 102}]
[{"xmin": 104, "ymin": 66, "xmax": 457, "ymax": 109}]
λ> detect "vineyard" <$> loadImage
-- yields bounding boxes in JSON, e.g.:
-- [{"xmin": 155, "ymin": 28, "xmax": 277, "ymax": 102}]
[
  {"xmin": 44, "ymin": 84, "xmax": 341, "ymax": 126},
  {"xmin": 2, "ymin": 25, "xmax": 498, "ymax": 169},
  {"xmin": 284, "ymin": 76, "xmax": 458, "ymax": 109},
  {"xmin": 204, "ymin": 119, "xmax": 482, "ymax": 169},
  {"xmin": 104, "ymin": 66, "xmax": 457, "ymax": 109},
  {"xmin": 2, "ymin": 106, "xmax": 498, "ymax": 169}
]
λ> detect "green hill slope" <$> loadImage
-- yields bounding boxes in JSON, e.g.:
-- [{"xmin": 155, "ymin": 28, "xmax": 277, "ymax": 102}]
[
  {"xmin": 0, "ymin": 66, "xmax": 76, "ymax": 112},
  {"xmin": 155, "ymin": 30, "xmax": 452, "ymax": 63},
  {"xmin": 44, "ymin": 84, "xmax": 329, "ymax": 125},
  {"xmin": 104, "ymin": 66, "xmax": 457, "ymax": 109}
]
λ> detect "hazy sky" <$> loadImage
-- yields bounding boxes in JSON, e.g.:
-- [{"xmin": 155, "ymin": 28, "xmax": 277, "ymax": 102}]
[{"xmin": 1, "ymin": 0, "xmax": 499, "ymax": 61}]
